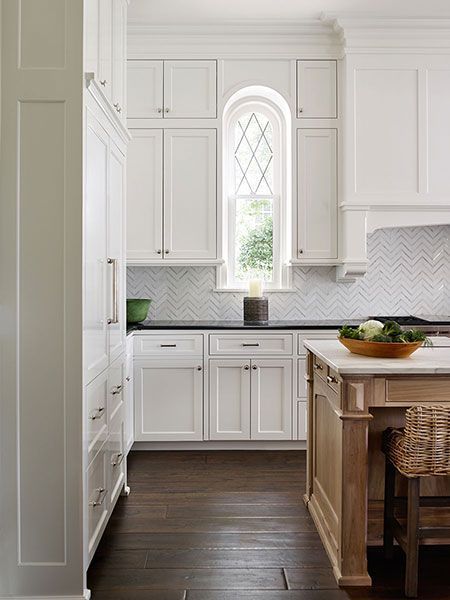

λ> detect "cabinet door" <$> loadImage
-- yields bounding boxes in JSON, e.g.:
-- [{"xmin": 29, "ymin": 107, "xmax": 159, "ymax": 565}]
[
  {"xmin": 127, "ymin": 61, "xmax": 163, "ymax": 119},
  {"xmin": 124, "ymin": 351, "xmax": 134, "ymax": 453},
  {"xmin": 134, "ymin": 359, "xmax": 203, "ymax": 441},
  {"xmin": 98, "ymin": 0, "xmax": 113, "ymax": 99},
  {"xmin": 164, "ymin": 129, "xmax": 216, "ymax": 259},
  {"xmin": 84, "ymin": 113, "xmax": 109, "ymax": 383},
  {"xmin": 209, "ymin": 360, "xmax": 251, "ymax": 440},
  {"xmin": 86, "ymin": 369, "xmax": 108, "ymax": 468},
  {"xmin": 297, "ymin": 60, "xmax": 337, "ymax": 118},
  {"xmin": 87, "ymin": 443, "xmax": 109, "ymax": 563},
  {"xmin": 127, "ymin": 130, "xmax": 163, "ymax": 262},
  {"xmin": 108, "ymin": 142, "xmax": 126, "ymax": 360},
  {"xmin": 111, "ymin": 0, "xmax": 127, "ymax": 118},
  {"xmin": 251, "ymin": 359, "xmax": 292, "ymax": 440},
  {"xmin": 297, "ymin": 129, "xmax": 337, "ymax": 259},
  {"xmin": 164, "ymin": 60, "xmax": 217, "ymax": 118}
]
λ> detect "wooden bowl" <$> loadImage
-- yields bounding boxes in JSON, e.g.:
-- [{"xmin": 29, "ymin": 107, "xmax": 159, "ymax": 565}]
[{"xmin": 338, "ymin": 337, "xmax": 423, "ymax": 358}]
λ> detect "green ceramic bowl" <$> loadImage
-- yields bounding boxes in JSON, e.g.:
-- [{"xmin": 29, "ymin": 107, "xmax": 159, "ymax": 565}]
[{"xmin": 126, "ymin": 299, "xmax": 152, "ymax": 323}]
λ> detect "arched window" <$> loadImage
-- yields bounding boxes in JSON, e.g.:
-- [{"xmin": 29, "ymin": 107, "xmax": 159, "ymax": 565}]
[{"xmin": 221, "ymin": 87, "xmax": 291, "ymax": 290}]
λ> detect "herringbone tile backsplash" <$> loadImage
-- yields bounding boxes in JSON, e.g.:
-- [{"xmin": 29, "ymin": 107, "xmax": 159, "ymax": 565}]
[{"xmin": 127, "ymin": 226, "xmax": 450, "ymax": 320}]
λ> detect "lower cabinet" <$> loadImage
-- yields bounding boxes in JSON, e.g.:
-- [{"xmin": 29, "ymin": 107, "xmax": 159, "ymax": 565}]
[
  {"xmin": 124, "ymin": 348, "xmax": 134, "ymax": 453},
  {"xmin": 87, "ymin": 443, "xmax": 109, "ymax": 562},
  {"xmin": 134, "ymin": 359, "xmax": 204, "ymax": 441},
  {"xmin": 209, "ymin": 358, "xmax": 292, "ymax": 441}
]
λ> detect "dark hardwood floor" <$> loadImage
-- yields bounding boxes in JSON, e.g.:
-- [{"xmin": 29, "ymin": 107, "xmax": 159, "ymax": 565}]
[{"xmin": 88, "ymin": 450, "xmax": 450, "ymax": 599}]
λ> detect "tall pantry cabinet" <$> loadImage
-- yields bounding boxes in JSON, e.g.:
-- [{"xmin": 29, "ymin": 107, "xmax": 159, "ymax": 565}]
[{"xmin": 84, "ymin": 0, "xmax": 131, "ymax": 573}]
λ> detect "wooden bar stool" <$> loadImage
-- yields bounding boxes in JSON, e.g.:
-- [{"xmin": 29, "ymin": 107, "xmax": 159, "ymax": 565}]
[{"xmin": 382, "ymin": 405, "xmax": 450, "ymax": 597}]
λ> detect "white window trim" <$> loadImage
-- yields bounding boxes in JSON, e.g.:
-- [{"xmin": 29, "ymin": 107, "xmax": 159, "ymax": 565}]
[{"xmin": 218, "ymin": 89, "xmax": 292, "ymax": 292}]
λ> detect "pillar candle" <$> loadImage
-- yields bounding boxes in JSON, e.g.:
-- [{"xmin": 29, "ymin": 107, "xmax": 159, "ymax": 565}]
[{"xmin": 248, "ymin": 279, "xmax": 263, "ymax": 297}]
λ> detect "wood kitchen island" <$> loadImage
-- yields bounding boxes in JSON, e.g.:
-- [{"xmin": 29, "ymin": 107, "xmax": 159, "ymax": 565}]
[{"xmin": 303, "ymin": 340, "xmax": 450, "ymax": 588}]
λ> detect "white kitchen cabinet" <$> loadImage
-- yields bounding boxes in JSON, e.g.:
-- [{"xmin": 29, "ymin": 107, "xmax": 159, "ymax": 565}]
[
  {"xmin": 164, "ymin": 60, "xmax": 217, "ymax": 118},
  {"xmin": 85, "ymin": 113, "xmax": 109, "ymax": 383},
  {"xmin": 164, "ymin": 129, "xmax": 217, "ymax": 259},
  {"xmin": 297, "ymin": 129, "xmax": 337, "ymax": 260},
  {"xmin": 127, "ymin": 61, "xmax": 164, "ymax": 119},
  {"xmin": 107, "ymin": 404, "xmax": 126, "ymax": 509},
  {"xmin": 127, "ymin": 59, "xmax": 217, "ymax": 119},
  {"xmin": 127, "ymin": 129, "xmax": 217, "ymax": 263},
  {"xmin": 87, "ymin": 442, "xmax": 109, "ymax": 562},
  {"xmin": 134, "ymin": 359, "xmax": 204, "ymax": 441},
  {"xmin": 108, "ymin": 141, "xmax": 126, "ymax": 362},
  {"xmin": 297, "ymin": 60, "xmax": 337, "ymax": 118},
  {"xmin": 124, "ymin": 344, "xmax": 134, "ymax": 453},
  {"xmin": 127, "ymin": 130, "xmax": 163, "ymax": 262},
  {"xmin": 209, "ymin": 360, "xmax": 251, "ymax": 440},
  {"xmin": 84, "ymin": 100, "xmax": 127, "ymax": 385},
  {"xmin": 209, "ymin": 357, "xmax": 292, "ymax": 441},
  {"xmin": 111, "ymin": 0, "xmax": 127, "ymax": 119},
  {"xmin": 98, "ymin": 0, "xmax": 113, "ymax": 100},
  {"xmin": 86, "ymin": 369, "xmax": 109, "ymax": 467},
  {"xmin": 251, "ymin": 359, "xmax": 292, "ymax": 440}
]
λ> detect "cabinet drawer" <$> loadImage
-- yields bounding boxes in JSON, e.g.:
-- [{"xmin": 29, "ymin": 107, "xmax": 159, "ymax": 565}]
[
  {"xmin": 108, "ymin": 406, "xmax": 125, "ymax": 508},
  {"xmin": 312, "ymin": 355, "xmax": 327, "ymax": 381},
  {"xmin": 298, "ymin": 331, "xmax": 338, "ymax": 356},
  {"xmin": 325, "ymin": 368, "xmax": 341, "ymax": 396},
  {"xmin": 386, "ymin": 377, "xmax": 450, "ymax": 404},
  {"xmin": 209, "ymin": 334, "xmax": 293, "ymax": 356},
  {"xmin": 87, "ymin": 444, "xmax": 108, "ymax": 562},
  {"xmin": 108, "ymin": 354, "xmax": 125, "ymax": 423},
  {"xmin": 134, "ymin": 334, "xmax": 203, "ymax": 356},
  {"xmin": 86, "ymin": 371, "xmax": 108, "ymax": 467}
]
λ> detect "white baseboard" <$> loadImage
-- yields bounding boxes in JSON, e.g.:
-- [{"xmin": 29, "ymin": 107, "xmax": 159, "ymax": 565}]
[
  {"xmin": 0, "ymin": 596, "xmax": 88, "ymax": 600},
  {"xmin": 132, "ymin": 441, "xmax": 306, "ymax": 450}
]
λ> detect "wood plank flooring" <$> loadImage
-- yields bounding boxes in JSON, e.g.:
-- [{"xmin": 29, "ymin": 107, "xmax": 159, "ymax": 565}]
[{"xmin": 88, "ymin": 450, "xmax": 450, "ymax": 599}]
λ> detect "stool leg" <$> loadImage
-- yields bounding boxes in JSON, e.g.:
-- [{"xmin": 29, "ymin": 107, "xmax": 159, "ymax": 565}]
[
  {"xmin": 405, "ymin": 477, "xmax": 420, "ymax": 598},
  {"xmin": 383, "ymin": 457, "xmax": 396, "ymax": 559}
]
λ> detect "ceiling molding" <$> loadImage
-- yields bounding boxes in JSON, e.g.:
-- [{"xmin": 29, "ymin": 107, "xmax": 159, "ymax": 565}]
[
  {"xmin": 127, "ymin": 19, "xmax": 342, "ymax": 59},
  {"xmin": 322, "ymin": 14, "xmax": 450, "ymax": 52}
]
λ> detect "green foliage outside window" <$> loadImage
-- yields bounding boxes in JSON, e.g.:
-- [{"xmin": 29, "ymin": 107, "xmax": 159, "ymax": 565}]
[{"xmin": 237, "ymin": 216, "xmax": 273, "ymax": 280}]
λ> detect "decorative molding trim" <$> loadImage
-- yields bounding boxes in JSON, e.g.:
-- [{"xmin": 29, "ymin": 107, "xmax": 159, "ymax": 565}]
[
  {"xmin": 127, "ymin": 19, "xmax": 342, "ymax": 59},
  {"xmin": 323, "ymin": 14, "xmax": 450, "ymax": 53},
  {"xmin": 126, "ymin": 259, "xmax": 225, "ymax": 267},
  {"xmin": 335, "ymin": 261, "xmax": 369, "ymax": 283},
  {"xmin": 340, "ymin": 202, "xmax": 450, "ymax": 212},
  {"xmin": 85, "ymin": 74, "xmax": 131, "ymax": 144}
]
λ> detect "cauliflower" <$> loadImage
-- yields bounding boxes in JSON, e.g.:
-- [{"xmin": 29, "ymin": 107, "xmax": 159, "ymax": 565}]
[{"xmin": 358, "ymin": 319, "xmax": 384, "ymax": 340}]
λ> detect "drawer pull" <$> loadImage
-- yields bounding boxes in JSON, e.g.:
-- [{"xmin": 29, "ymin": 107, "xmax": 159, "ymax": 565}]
[
  {"xmin": 197, "ymin": 366, "xmax": 202, "ymax": 371},
  {"xmin": 242, "ymin": 343, "xmax": 260, "ymax": 347},
  {"xmin": 89, "ymin": 487, "xmax": 107, "ymax": 507},
  {"xmin": 111, "ymin": 453, "xmax": 124, "ymax": 467},
  {"xmin": 161, "ymin": 344, "xmax": 177, "ymax": 348},
  {"xmin": 313, "ymin": 363, "xmax": 323, "ymax": 371},
  {"xmin": 243, "ymin": 365, "xmax": 250, "ymax": 370},
  {"xmin": 112, "ymin": 385, "xmax": 123, "ymax": 395},
  {"xmin": 126, "ymin": 376, "xmax": 131, "ymax": 382},
  {"xmin": 327, "ymin": 375, "xmax": 338, "ymax": 384},
  {"xmin": 90, "ymin": 407, "xmax": 105, "ymax": 420}
]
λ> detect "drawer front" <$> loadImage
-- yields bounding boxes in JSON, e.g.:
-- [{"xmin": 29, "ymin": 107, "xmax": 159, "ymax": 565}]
[
  {"xmin": 298, "ymin": 330, "xmax": 338, "ymax": 356},
  {"xmin": 87, "ymin": 444, "xmax": 109, "ymax": 561},
  {"xmin": 325, "ymin": 368, "xmax": 341, "ymax": 396},
  {"xmin": 108, "ymin": 354, "xmax": 125, "ymax": 423},
  {"xmin": 86, "ymin": 371, "xmax": 108, "ymax": 467},
  {"xmin": 134, "ymin": 334, "xmax": 203, "ymax": 356},
  {"xmin": 209, "ymin": 334, "xmax": 293, "ymax": 356},
  {"xmin": 312, "ymin": 355, "xmax": 327, "ymax": 382},
  {"xmin": 386, "ymin": 377, "xmax": 450, "ymax": 404}
]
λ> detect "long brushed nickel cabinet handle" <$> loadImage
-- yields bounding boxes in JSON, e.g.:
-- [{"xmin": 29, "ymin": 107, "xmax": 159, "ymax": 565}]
[{"xmin": 107, "ymin": 258, "xmax": 119, "ymax": 325}]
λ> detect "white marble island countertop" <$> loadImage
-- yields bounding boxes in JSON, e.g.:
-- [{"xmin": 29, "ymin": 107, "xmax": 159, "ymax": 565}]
[{"xmin": 304, "ymin": 339, "xmax": 450, "ymax": 375}]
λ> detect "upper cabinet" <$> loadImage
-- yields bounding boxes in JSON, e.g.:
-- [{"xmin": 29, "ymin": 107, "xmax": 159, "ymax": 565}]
[
  {"xmin": 85, "ymin": 0, "xmax": 127, "ymax": 121},
  {"xmin": 127, "ymin": 60, "xmax": 217, "ymax": 119},
  {"xmin": 127, "ymin": 129, "xmax": 217, "ymax": 264},
  {"xmin": 297, "ymin": 60, "xmax": 337, "ymax": 118}
]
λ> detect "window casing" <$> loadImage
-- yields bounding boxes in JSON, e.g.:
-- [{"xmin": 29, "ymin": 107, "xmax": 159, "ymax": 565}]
[{"xmin": 221, "ymin": 92, "xmax": 291, "ymax": 291}]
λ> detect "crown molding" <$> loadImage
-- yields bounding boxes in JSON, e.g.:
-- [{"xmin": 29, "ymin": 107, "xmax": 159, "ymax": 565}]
[
  {"xmin": 127, "ymin": 19, "xmax": 342, "ymax": 59},
  {"xmin": 322, "ymin": 13, "xmax": 450, "ymax": 53}
]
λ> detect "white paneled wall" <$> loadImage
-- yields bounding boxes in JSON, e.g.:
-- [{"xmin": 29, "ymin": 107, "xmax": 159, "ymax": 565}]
[{"xmin": 127, "ymin": 226, "xmax": 450, "ymax": 320}]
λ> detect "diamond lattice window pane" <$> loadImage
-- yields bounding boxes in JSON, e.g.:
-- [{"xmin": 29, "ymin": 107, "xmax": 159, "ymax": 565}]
[{"xmin": 234, "ymin": 113, "xmax": 273, "ymax": 195}]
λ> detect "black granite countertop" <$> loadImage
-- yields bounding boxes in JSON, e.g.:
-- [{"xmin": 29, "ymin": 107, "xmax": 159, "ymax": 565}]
[{"xmin": 127, "ymin": 319, "xmax": 363, "ymax": 334}]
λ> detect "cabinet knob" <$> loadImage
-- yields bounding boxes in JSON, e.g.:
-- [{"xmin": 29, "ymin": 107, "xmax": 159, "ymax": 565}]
[
  {"xmin": 126, "ymin": 376, "xmax": 131, "ymax": 382},
  {"xmin": 157, "ymin": 107, "xmax": 163, "ymax": 113},
  {"xmin": 252, "ymin": 365, "xmax": 258, "ymax": 370},
  {"xmin": 100, "ymin": 79, "xmax": 107, "ymax": 86},
  {"xmin": 244, "ymin": 365, "xmax": 250, "ymax": 370},
  {"xmin": 197, "ymin": 366, "xmax": 202, "ymax": 371},
  {"xmin": 298, "ymin": 107, "xmax": 303, "ymax": 113},
  {"xmin": 164, "ymin": 108, "xmax": 170, "ymax": 113},
  {"xmin": 156, "ymin": 249, "xmax": 162, "ymax": 255},
  {"xmin": 298, "ymin": 249, "xmax": 304, "ymax": 255},
  {"xmin": 165, "ymin": 249, "xmax": 169, "ymax": 254}
]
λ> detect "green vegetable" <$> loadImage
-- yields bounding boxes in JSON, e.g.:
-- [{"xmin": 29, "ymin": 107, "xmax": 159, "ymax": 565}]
[
  {"xmin": 382, "ymin": 321, "xmax": 403, "ymax": 338},
  {"xmin": 339, "ymin": 325, "xmax": 363, "ymax": 340},
  {"xmin": 358, "ymin": 319, "xmax": 384, "ymax": 340},
  {"xmin": 370, "ymin": 334, "xmax": 394, "ymax": 342}
]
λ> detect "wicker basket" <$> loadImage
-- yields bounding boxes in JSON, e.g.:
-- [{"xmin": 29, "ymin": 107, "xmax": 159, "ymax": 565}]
[{"xmin": 383, "ymin": 405, "xmax": 450, "ymax": 477}]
